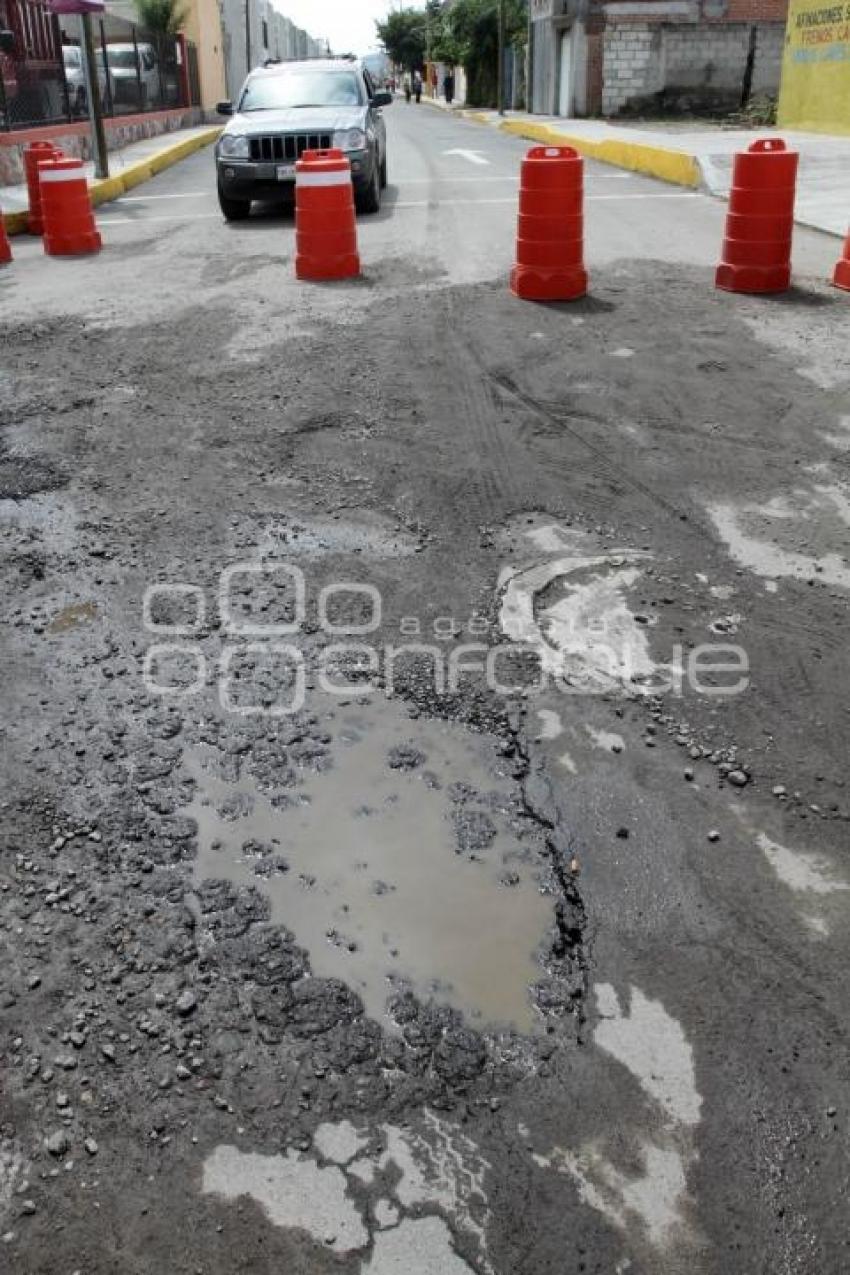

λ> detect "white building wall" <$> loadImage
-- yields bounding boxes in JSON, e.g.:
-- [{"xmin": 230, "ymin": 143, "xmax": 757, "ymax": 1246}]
[{"xmin": 218, "ymin": 0, "xmax": 322, "ymax": 97}]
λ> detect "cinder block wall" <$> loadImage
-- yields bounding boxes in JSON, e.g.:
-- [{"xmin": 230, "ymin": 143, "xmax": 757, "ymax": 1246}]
[
  {"xmin": 601, "ymin": 24, "xmax": 662, "ymax": 116},
  {"xmin": 602, "ymin": 20, "xmax": 785, "ymax": 115}
]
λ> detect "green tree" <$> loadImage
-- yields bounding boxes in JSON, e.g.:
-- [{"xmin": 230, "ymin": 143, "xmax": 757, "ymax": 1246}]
[
  {"xmin": 443, "ymin": 0, "xmax": 526, "ymax": 108},
  {"xmin": 429, "ymin": 0, "xmax": 462, "ymax": 66},
  {"xmin": 375, "ymin": 9, "xmax": 428, "ymax": 73},
  {"xmin": 134, "ymin": 0, "xmax": 188, "ymax": 34}
]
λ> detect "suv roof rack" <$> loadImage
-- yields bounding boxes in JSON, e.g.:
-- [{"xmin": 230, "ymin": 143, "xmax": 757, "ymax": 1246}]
[{"xmin": 261, "ymin": 54, "xmax": 356, "ymax": 68}]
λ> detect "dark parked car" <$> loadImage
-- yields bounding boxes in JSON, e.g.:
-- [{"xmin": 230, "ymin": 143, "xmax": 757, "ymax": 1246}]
[{"xmin": 215, "ymin": 58, "xmax": 391, "ymax": 220}]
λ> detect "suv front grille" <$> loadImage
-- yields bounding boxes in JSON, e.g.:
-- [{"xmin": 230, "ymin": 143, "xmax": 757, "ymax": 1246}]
[{"xmin": 249, "ymin": 133, "xmax": 334, "ymax": 162}]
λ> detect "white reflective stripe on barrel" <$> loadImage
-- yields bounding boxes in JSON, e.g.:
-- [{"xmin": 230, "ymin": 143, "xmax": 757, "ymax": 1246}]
[
  {"xmin": 40, "ymin": 169, "xmax": 86, "ymax": 184},
  {"xmin": 296, "ymin": 170, "xmax": 350, "ymax": 187}
]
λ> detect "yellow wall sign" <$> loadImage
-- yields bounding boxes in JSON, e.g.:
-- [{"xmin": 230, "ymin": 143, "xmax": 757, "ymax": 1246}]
[{"xmin": 777, "ymin": 0, "xmax": 850, "ymax": 132}]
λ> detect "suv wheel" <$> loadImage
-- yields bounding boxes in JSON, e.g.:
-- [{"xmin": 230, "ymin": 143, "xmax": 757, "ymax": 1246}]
[
  {"xmin": 218, "ymin": 184, "xmax": 251, "ymax": 221},
  {"xmin": 379, "ymin": 153, "xmax": 387, "ymax": 189},
  {"xmin": 356, "ymin": 158, "xmax": 381, "ymax": 214}
]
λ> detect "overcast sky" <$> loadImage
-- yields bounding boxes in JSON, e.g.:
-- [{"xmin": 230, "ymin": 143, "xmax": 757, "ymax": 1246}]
[{"xmin": 275, "ymin": 1, "xmax": 397, "ymax": 56}]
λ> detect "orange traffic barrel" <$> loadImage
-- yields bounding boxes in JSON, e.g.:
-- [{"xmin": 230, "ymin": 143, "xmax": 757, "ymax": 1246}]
[
  {"xmin": 0, "ymin": 206, "xmax": 12, "ymax": 264},
  {"xmin": 38, "ymin": 157, "xmax": 102, "ymax": 257},
  {"xmin": 832, "ymin": 232, "xmax": 850, "ymax": 292},
  {"xmin": 511, "ymin": 145, "xmax": 587, "ymax": 302},
  {"xmin": 715, "ymin": 139, "xmax": 797, "ymax": 294},
  {"xmin": 25, "ymin": 142, "xmax": 61, "ymax": 236},
  {"xmin": 295, "ymin": 148, "xmax": 360, "ymax": 281}
]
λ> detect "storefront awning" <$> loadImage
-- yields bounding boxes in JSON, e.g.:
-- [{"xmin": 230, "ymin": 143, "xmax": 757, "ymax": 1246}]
[{"xmin": 44, "ymin": 0, "xmax": 106, "ymax": 14}]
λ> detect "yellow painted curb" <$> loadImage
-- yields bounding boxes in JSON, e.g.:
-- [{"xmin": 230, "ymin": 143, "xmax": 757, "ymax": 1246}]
[
  {"xmin": 93, "ymin": 126, "xmax": 221, "ymax": 202},
  {"xmin": 115, "ymin": 161, "xmax": 154, "ymax": 193},
  {"xmin": 417, "ymin": 106, "xmax": 700, "ymax": 186},
  {"xmin": 6, "ymin": 126, "xmax": 221, "ymax": 233},
  {"xmin": 499, "ymin": 119, "xmax": 701, "ymax": 188},
  {"xmin": 90, "ymin": 175, "xmax": 123, "ymax": 207}
]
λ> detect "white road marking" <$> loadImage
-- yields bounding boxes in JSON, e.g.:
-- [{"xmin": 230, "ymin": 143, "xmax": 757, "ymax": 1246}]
[
  {"xmin": 391, "ymin": 197, "xmax": 515, "ymax": 207},
  {"xmin": 589, "ymin": 192, "xmax": 700, "ymax": 201},
  {"xmin": 117, "ymin": 191, "xmax": 208, "ymax": 202},
  {"xmin": 443, "ymin": 147, "xmax": 491, "ymax": 165},
  {"xmin": 533, "ymin": 984, "xmax": 703, "ymax": 1255},
  {"xmin": 594, "ymin": 984, "xmax": 702, "ymax": 1127},
  {"xmin": 391, "ymin": 193, "xmax": 699, "ymax": 208},
  {"xmin": 536, "ymin": 1141, "xmax": 691, "ymax": 1249},
  {"xmin": 398, "ymin": 175, "xmax": 519, "ymax": 184},
  {"xmin": 756, "ymin": 832, "xmax": 850, "ymax": 897},
  {"xmin": 99, "ymin": 213, "xmax": 223, "ymax": 223},
  {"xmin": 97, "ymin": 189, "xmax": 701, "ymax": 225},
  {"xmin": 202, "ymin": 1116, "xmax": 489, "ymax": 1272}
]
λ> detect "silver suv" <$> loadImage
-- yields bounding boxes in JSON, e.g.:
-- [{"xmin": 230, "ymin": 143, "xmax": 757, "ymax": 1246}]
[{"xmin": 215, "ymin": 58, "xmax": 391, "ymax": 220}]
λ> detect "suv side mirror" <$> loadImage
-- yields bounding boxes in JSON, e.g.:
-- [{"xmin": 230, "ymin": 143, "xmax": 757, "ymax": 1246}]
[
  {"xmin": 371, "ymin": 91, "xmax": 392, "ymax": 108},
  {"xmin": 216, "ymin": 100, "xmax": 233, "ymax": 116}
]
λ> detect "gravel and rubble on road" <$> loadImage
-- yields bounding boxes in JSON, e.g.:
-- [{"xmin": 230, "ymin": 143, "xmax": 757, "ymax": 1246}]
[{"xmin": 1, "ymin": 135, "xmax": 849, "ymax": 1273}]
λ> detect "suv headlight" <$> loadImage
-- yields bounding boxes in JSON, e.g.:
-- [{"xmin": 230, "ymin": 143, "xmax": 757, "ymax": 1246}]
[
  {"xmin": 333, "ymin": 128, "xmax": 367, "ymax": 152},
  {"xmin": 219, "ymin": 133, "xmax": 250, "ymax": 159}
]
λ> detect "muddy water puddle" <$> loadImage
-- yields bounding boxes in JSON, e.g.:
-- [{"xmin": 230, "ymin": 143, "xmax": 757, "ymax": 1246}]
[
  {"xmin": 48, "ymin": 601, "xmax": 99, "ymax": 633},
  {"xmin": 185, "ymin": 697, "xmax": 553, "ymax": 1033}
]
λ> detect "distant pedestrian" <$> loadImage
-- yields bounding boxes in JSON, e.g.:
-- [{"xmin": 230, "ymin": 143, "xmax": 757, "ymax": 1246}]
[
  {"xmin": 413, "ymin": 71, "xmax": 422, "ymax": 104},
  {"xmin": 444, "ymin": 71, "xmax": 455, "ymax": 107},
  {"xmin": 403, "ymin": 73, "xmax": 411, "ymax": 104}
]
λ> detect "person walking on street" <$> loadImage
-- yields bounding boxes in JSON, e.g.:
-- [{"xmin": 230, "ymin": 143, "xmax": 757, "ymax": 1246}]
[
  {"xmin": 413, "ymin": 70, "xmax": 422, "ymax": 104},
  {"xmin": 444, "ymin": 70, "xmax": 455, "ymax": 107},
  {"xmin": 403, "ymin": 72, "xmax": 412, "ymax": 103}
]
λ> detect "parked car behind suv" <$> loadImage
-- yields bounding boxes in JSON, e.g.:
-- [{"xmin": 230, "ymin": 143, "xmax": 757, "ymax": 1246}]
[
  {"xmin": 62, "ymin": 44, "xmax": 107, "ymax": 116},
  {"xmin": 105, "ymin": 42, "xmax": 159, "ymax": 110},
  {"xmin": 215, "ymin": 58, "xmax": 391, "ymax": 220}
]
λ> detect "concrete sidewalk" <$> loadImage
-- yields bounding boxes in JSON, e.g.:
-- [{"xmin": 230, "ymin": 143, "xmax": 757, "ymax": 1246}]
[
  {"xmin": 425, "ymin": 98, "xmax": 849, "ymax": 238},
  {"xmin": 1, "ymin": 125, "xmax": 219, "ymax": 234}
]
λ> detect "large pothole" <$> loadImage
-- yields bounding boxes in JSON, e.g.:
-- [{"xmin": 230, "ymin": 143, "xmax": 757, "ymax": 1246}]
[{"xmin": 185, "ymin": 695, "xmax": 554, "ymax": 1033}]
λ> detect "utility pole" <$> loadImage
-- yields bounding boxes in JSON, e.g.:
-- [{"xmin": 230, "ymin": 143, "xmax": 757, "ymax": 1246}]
[
  {"xmin": 425, "ymin": 3, "xmax": 432, "ymax": 94},
  {"xmin": 497, "ymin": 0, "xmax": 506, "ymax": 115},
  {"xmin": 245, "ymin": 0, "xmax": 251, "ymax": 73},
  {"xmin": 526, "ymin": 0, "xmax": 534, "ymax": 113},
  {"xmin": 80, "ymin": 13, "xmax": 108, "ymax": 179}
]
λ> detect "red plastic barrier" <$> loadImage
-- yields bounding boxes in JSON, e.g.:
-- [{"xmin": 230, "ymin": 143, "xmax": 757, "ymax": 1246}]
[
  {"xmin": 715, "ymin": 139, "xmax": 798, "ymax": 294},
  {"xmin": 0, "ymin": 206, "xmax": 12, "ymax": 264},
  {"xmin": 510, "ymin": 145, "xmax": 587, "ymax": 302},
  {"xmin": 25, "ymin": 142, "xmax": 62, "ymax": 236},
  {"xmin": 295, "ymin": 149, "xmax": 360, "ymax": 281},
  {"xmin": 38, "ymin": 158, "xmax": 102, "ymax": 257},
  {"xmin": 832, "ymin": 232, "xmax": 850, "ymax": 292}
]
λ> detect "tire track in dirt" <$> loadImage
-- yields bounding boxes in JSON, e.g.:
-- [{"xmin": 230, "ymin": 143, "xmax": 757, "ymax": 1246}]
[
  {"xmin": 433, "ymin": 293, "xmax": 533, "ymax": 522},
  {"xmin": 487, "ymin": 369, "xmax": 693, "ymax": 527}
]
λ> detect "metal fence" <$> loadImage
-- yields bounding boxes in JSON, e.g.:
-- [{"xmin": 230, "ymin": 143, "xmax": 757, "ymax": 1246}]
[{"xmin": 0, "ymin": 2, "xmax": 199, "ymax": 131}]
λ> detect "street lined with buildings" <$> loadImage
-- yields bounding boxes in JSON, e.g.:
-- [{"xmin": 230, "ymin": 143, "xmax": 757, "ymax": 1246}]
[{"xmin": 2, "ymin": 93, "xmax": 850, "ymax": 1273}]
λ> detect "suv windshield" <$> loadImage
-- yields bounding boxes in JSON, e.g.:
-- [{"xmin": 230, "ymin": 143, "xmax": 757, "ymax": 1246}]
[
  {"xmin": 107, "ymin": 49, "xmax": 139, "ymax": 70},
  {"xmin": 239, "ymin": 70, "xmax": 363, "ymax": 112}
]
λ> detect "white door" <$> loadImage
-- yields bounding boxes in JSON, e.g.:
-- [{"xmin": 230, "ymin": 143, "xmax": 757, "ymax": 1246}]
[{"xmin": 558, "ymin": 30, "xmax": 572, "ymax": 117}]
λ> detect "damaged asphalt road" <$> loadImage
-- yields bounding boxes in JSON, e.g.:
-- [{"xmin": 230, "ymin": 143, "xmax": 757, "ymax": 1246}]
[{"xmin": 1, "ymin": 108, "xmax": 849, "ymax": 1274}]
